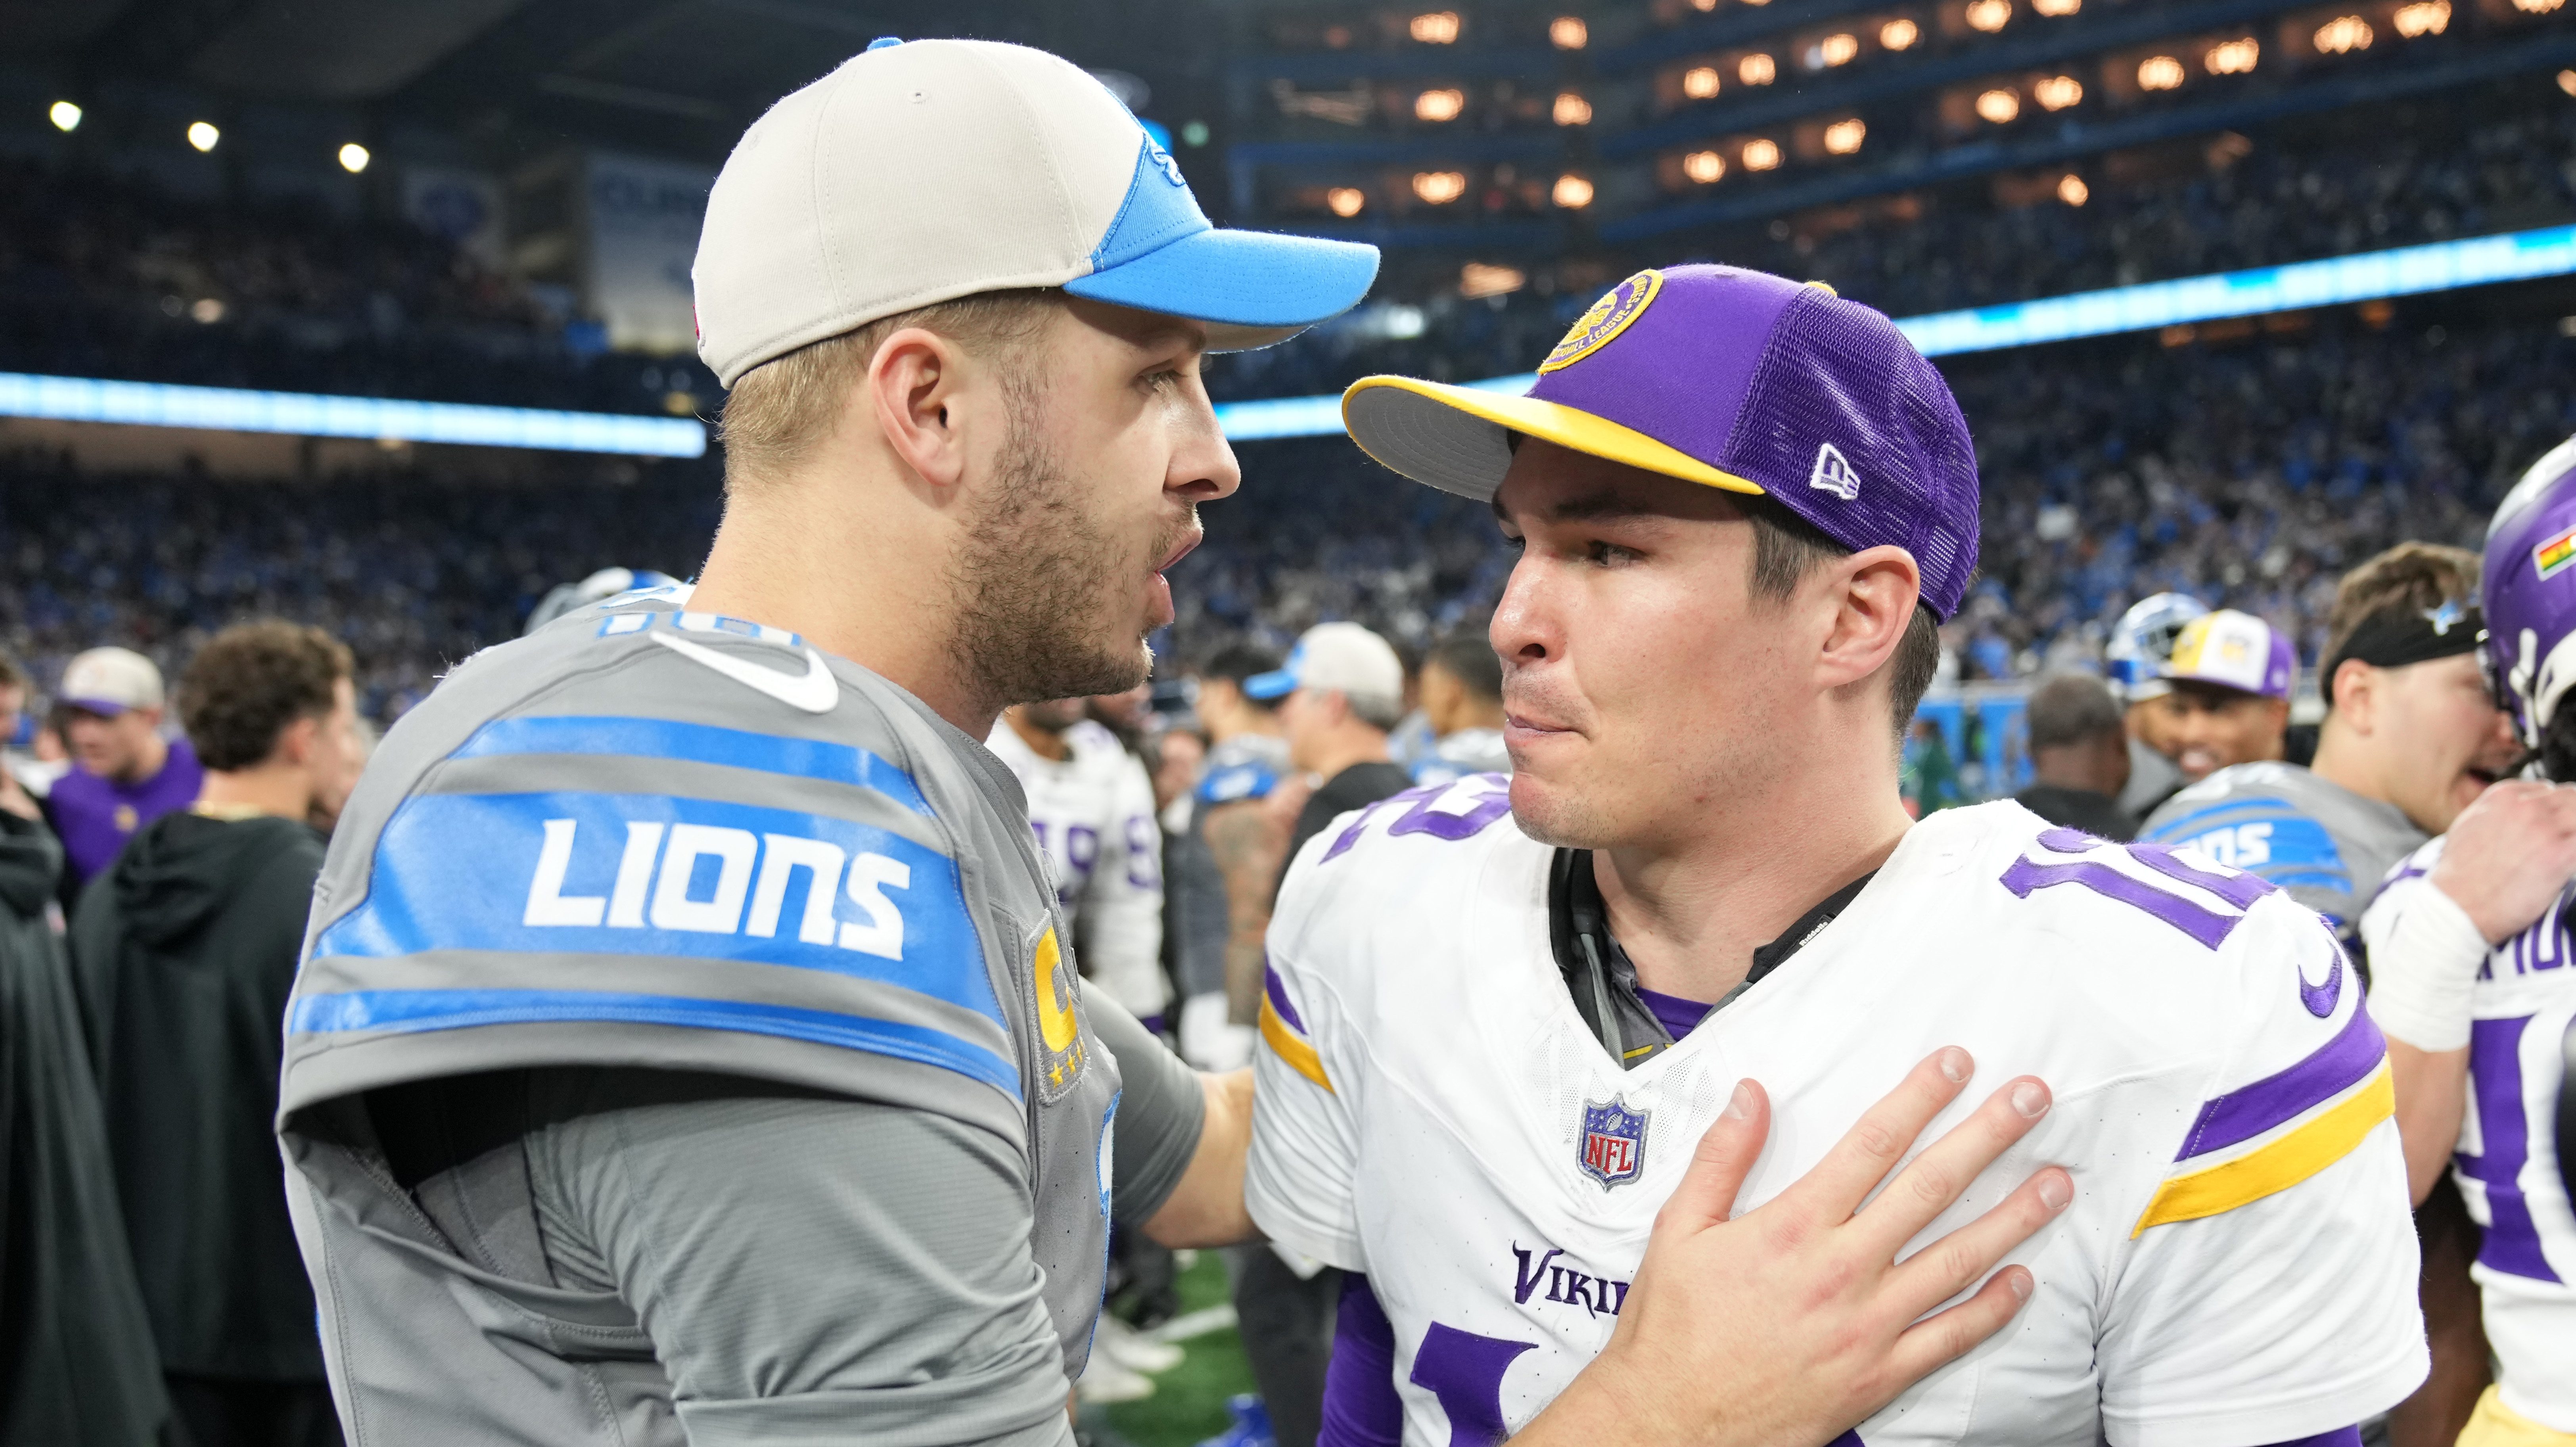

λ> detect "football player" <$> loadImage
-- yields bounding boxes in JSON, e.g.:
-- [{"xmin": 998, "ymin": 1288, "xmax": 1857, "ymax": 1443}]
[
  {"xmin": 2143, "ymin": 549, "xmax": 2516, "ymax": 943},
  {"xmin": 2104, "ymin": 591, "xmax": 2209, "ymax": 819},
  {"xmin": 990, "ymin": 698, "xmax": 1169, "ymax": 1028},
  {"xmin": 2362, "ymin": 435, "xmax": 2576, "ymax": 1447},
  {"xmin": 1250, "ymin": 265, "xmax": 2426, "ymax": 1446}
]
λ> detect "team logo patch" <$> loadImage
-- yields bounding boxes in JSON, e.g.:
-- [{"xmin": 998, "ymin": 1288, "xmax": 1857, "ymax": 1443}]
[
  {"xmin": 2535, "ymin": 525, "xmax": 2576, "ymax": 582},
  {"xmin": 1031, "ymin": 925, "xmax": 1089, "ymax": 1100},
  {"xmin": 1578, "ymin": 1096, "xmax": 1648, "ymax": 1189},
  {"xmin": 1808, "ymin": 441, "xmax": 1861, "ymax": 501},
  {"xmin": 1539, "ymin": 269, "xmax": 1662, "ymax": 374}
]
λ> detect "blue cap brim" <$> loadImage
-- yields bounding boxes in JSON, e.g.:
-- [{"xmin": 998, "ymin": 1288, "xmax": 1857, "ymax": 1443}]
[
  {"xmin": 1064, "ymin": 227, "xmax": 1379, "ymax": 351},
  {"xmin": 1241, "ymin": 668, "xmax": 1298, "ymax": 700}
]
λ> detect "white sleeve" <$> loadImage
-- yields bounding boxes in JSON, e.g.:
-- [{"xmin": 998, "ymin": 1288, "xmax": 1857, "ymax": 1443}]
[
  {"xmin": 2097, "ymin": 898, "xmax": 2428, "ymax": 1447},
  {"xmin": 1076, "ymin": 755, "xmax": 1167, "ymax": 1020},
  {"xmin": 1244, "ymin": 946, "xmax": 1367, "ymax": 1272}
]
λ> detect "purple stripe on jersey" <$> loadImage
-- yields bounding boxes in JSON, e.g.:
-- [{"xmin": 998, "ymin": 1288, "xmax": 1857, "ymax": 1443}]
[
  {"xmin": 2000, "ymin": 855, "xmax": 2235, "ymax": 949},
  {"xmin": 2175, "ymin": 1004, "xmax": 2385, "ymax": 1162},
  {"xmin": 1635, "ymin": 985, "xmax": 1713, "ymax": 1041},
  {"xmin": 1825, "ymin": 1432, "xmax": 1866, "ymax": 1446},
  {"xmin": 2037, "ymin": 826, "xmax": 2098, "ymax": 853},
  {"xmin": 1264, "ymin": 961, "xmax": 1308, "ymax": 1033},
  {"xmin": 2260, "ymin": 1429, "xmax": 2361, "ymax": 1447},
  {"xmin": 2461, "ymin": 1014, "xmax": 2563, "ymax": 1283},
  {"xmin": 1320, "ymin": 1274, "xmax": 1403, "ymax": 1447},
  {"xmin": 1135, "ymin": 1013, "xmax": 1165, "ymax": 1037},
  {"xmin": 2127, "ymin": 840, "xmax": 2277, "ymax": 910}
]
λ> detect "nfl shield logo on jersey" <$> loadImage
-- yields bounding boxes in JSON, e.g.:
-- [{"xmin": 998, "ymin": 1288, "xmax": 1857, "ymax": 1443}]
[{"xmin": 1578, "ymin": 1097, "xmax": 1648, "ymax": 1189}]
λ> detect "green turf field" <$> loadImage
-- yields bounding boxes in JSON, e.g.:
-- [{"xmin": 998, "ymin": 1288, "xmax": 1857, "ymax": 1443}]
[{"xmin": 1082, "ymin": 1251, "xmax": 1260, "ymax": 1447}]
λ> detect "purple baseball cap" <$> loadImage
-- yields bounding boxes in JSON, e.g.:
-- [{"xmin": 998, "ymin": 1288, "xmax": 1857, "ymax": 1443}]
[
  {"xmin": 1339, "ymin": 264, "xmax": 1981, "ymax": 619},
  {"xmin": 2484, "ymin": 433, "xmax": 2576, "ymax": 745}
]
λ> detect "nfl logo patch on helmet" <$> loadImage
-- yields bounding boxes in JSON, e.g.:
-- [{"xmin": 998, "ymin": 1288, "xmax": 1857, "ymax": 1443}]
[{"xmin": 1578, "ymin": 1097, "xmax": 1648, "ymax": 1189}]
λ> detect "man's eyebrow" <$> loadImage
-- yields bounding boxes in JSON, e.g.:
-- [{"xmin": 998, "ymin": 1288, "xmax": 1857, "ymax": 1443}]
[{"xmin": 1514, "ymin": 488, "xmax": 1673, "ymax": 523}]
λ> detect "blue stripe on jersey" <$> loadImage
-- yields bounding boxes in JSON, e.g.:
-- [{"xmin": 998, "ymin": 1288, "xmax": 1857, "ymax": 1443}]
[
  {"xmin": 288, "ymin": 988, "xmax": 1018, "ymax": 1095},
  {"xmin": 2143, "ymin": 798, "xmax": 2349, "ymax": 888},
  {"xmin": 312, "ymin": 789, "xmax": 1002, "ymax": 1028},
  {"xmin": 1198, "ymin": 761, "xmax": 1277, "ymax": 804},
  {"xmin": 453, "ymin": 715, "xmax": 934, "ymax": 816}
]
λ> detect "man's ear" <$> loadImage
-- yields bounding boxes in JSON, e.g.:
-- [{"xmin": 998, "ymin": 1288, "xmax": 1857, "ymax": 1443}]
[
  {"xmin": 1816, "ymin": 545, "xmax": 1922, "ymax": 693},
  {"xmin": 866, "ymin": 327, "xmax": 973, "ymax": 490},
  {"xmin": 2331, "ymin": 659, "xmax": 2375, "ymax": 734},
  {"xmin": 276, "ymin": 713, "xmax": 322, "ymax": 770}
]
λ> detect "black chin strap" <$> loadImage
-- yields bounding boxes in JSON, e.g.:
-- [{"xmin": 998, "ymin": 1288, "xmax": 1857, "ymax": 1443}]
[{"xmin": 1548, "ymin": 849, "xmax": 1624, "ymax": 1058}]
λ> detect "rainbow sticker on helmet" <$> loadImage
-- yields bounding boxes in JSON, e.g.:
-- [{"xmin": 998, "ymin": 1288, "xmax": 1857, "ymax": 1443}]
[
  {"xmin": 1539, "ymin": 269, "xmax": 1662, "ymax": 374},
  {"xmin": 2534, "ymin": 525, "xmax": 2576, "ymax": 582}
]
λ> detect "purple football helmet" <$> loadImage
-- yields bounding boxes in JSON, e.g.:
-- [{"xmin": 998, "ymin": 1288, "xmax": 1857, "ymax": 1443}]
[{"xmin": 2484, "ymin": 435, "xmax": 2576, "ymax": 747}]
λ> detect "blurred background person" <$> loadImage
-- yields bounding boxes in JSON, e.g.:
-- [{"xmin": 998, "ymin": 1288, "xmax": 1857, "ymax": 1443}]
[
  {"xmin": 0, "ymin": 650, "xmax": 169, "ymax": 1447},
  {"xmin": 1195, "ymin": 645, "xmax": 1303, "ymax": 1042},
  {"xmin": 1408, "ymin": 628, "xmax": 1508, "ymax": 788},
  {"xmin": 45, "ymin": 647, "xmax": 201, "ymax": 900},
  {"xmin": 70, "ymin": 622, "xmax": 360, "ymax": 1447},
  {"xmin": 2012, "ymin": 673, "xmax": 2135, "ymax": 840},
  {"xmin": 1156, "ymin": 722, "xmax": 1243, "ymax": 1072},
  {"xmin": 2139, "ymin": 609, "xmax": 2293, "ymax": 787},
  {"xmin": 2103, "ymin": 593, "xmax": 2208, "ymax": 821},
  {"xmin": 988, "ymin": 697, "xmax": 1168, "ymax": 1030}
]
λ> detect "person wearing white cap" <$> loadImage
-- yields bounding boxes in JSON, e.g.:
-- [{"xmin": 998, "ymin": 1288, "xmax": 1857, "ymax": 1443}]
[
  {"xmin": 1248, "ymin": 622, "xmax": 1416, "ymax": 877},
  {"xmin": 47, "ymin": 646, "xmax": 203, "ymax": 892}
]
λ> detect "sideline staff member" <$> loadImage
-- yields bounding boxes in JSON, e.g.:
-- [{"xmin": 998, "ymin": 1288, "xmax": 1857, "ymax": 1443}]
[{"xmin": 279, "ymin": 40, "xmax": 2064, "ymax": 1446}]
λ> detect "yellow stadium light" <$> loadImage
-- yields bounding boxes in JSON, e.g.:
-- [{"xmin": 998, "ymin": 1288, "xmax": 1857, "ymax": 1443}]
[
  {"xmin": 1410, "ymin": 11, "xmax": 1461, "ymax": 42},
  {"xmin": 1816, "ymin": 33, "xmax": 1859, "ymax": 67},
  {"xmin": 2058, "ymin": 173, "xmax": 2090, "ymax": 206},
  {"xmin": 1550, "ymin": 16, "xmax": 1588, "ymax": 49},
  {"xmin": 1415, "ymin": 88, "xmax": 1465, "ymax": 122},
  {"xmin": 1965, "ymin": 0, "xmax": 2012, "ymax": 33},
  {"xmin": 1460, "ymin": 262, "xmax": 1526, "ymax": 298},
  {"xmin": 2204, "ymin": 36, "xmax": 2259, "ymax": 74},
  {"xmin": 186, "ymin": 121, "xmax": 219, "ymax": 152},
  {"xmin": 2314, "ymin": 15, "xmax": 2373, "ymax": 52},
  {"xmin": 1823, "ymin": 117, "xmax": 1867, "ymax": 154},
  {"xmin": 49, "ymin": 100, "xmax": 82, "ymax": 132},
  {"xmin": 2562, "ymin": 68, "xmax": 2576, "ymax": 94},
  {"xmin": 1741, "ymin": 137, "xmax": 1782, "ymax": 171},
  {"xmin": 2517, "ymin": 0, "xmax": 2564, "ymax": 12},
  {"xmin": 2392, "ymin": 1, "xmax": 2449, "ymax": 36},
  {"xmin": 1880, "ymin": 18, "xmax": 1920, "ymax": 49},
  {"xmin": 2032, "ymin": 0, "xmax": 2080, "ymax": 14},
  {"xmin": 1738, "ymin": 52, "xmax": 1777, "ymax": 85},
  {"xmin": 1683, "ymin": 149, "xmax": 1726, "ymax": 183},
  {"xmin": 1552, "ymin": 173, "xmax": 1594, "ymax": 208},
  {"xmin": 2138, "ymin": 55, "xmax": 2186, "ymax": 90},
  {"xmin": 1413, "ymin": 170, "xmax": 1467, "ymax": 204},
  {"xmin": 1683, "ymin": 65, "xmax": 1721, "ymax": 99},
  {"xmin": 1327, "ymin": 187, "xmax": 1365, "ymax": 217},
  {"xmin": 1690, "ymin": 0, "xmax": 1717, "ymax": 10},
  {"xmin": 2034, "ymin": 74, "xmax": 2084, "ymax": 109},
  {"xmin": 1553, "ymin": 91, "xmax": 1593, "ymax": 126},
  {"xmin": 338, "ymin": 142, "xmax": 372, "ymax": 174},
  {"xmin": 1976, "ymin": 88, "xmax": 2022, "ymax": 123}
]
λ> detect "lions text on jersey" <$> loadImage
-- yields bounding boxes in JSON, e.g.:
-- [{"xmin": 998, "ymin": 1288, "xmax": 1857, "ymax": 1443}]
[
  {"xmin": 2141, "ymin": 762, "xmax": 2426, "ymax": 941},
  {"xmin": 2365, "ymin": 840, "xmax": 2576, "ymax": 1432},
  {"xmin": 989, "ymin": 718, "xmax": 1167, "ymax": 1022},
  {"xmin": 1248, "ymin": 781, "xmax": 2426, "ymax": 1447}
]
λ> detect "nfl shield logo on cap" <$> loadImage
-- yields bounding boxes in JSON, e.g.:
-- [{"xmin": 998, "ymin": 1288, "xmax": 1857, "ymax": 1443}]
[{"xmin": 1578, "ymin": 1096, "xmax": 1648, "ymax": 1190}]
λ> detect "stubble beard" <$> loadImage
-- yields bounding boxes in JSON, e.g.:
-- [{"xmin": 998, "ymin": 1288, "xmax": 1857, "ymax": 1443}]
[{"xmin": 948, "ymin": 398, "xmax": 1178, "ymax": 713}]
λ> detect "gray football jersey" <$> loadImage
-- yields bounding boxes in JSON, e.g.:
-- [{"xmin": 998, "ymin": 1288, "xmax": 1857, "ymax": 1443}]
[
  {"xmin": 2139, "ymin": 760, "xmax": 2426, "ymax": 937},
  {"xmin": 277, "ymin": 594, "xmax": 1121, "ymax": 1441}
]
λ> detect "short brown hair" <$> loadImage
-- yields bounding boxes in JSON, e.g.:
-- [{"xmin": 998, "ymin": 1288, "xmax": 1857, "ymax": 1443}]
[
  {"xmin": 2326, "ymin": 542, "xmax": 2480, "ymax": 660},
  {"xmin": 1744, "ymin": 496, "xmax": 1944, "ymax": 735},
  {"xmin": 180, "ymin": 621, "xmax": 352, "ymax": 771},
  {"xmin": 716, "ymin": 290, "xmax": 1059, "ymax": 489}
]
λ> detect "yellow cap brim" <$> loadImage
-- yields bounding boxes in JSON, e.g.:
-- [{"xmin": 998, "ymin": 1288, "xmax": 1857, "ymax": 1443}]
[{"xmin": 1339, "ymin": 374, "xmax": 1765, "ymax": 502}]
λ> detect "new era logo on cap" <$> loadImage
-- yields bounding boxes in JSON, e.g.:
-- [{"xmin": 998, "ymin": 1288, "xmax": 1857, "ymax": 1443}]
[{"xmin": 1808, "ymin": 442, "xmax": 1861, "ymax": 501}]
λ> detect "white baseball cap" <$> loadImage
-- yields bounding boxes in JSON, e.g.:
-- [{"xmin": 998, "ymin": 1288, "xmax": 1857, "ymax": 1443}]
[
  {"xmin": 694, "ymin": 37, "xmax": 1381, "ymax": 388},
  {"xmin": 59, "ymin": 647, "xmax": 164, "ymax": 715},
  {"xmin": 1245, "ymin": 623, "xmax": 1405, "ymax": 712},
  {"xmin": 2166, "ymin": 609, "xmax": 2296, "ymax": 700}
]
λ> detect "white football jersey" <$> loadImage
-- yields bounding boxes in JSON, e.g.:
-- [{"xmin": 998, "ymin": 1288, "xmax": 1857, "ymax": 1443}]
[
  {"xmin": 1248, "ymin": 782, "xmax": 2426, "ymax": 1447},
  {"xmin": 988, "ymin": 719, "xmax": 1167, "ymax": 1019},
  {"xmin": 2364, "ymin": 839, "xmax": 2576, "ymax": 1431}
]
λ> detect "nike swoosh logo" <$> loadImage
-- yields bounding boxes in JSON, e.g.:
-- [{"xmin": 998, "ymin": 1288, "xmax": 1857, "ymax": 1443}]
[
  {"xmin": 2296, "ymin": 939, "xmax": 2343, "ymax": 1018},
  {"xmin": 648, "ymin": 630, "xmax": 839, "ymax": 714}
]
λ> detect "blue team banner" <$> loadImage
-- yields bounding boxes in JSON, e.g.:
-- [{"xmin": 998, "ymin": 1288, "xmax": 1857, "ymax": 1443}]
[
  {"xmin": 0, "ymin": 372, "xmax": 707, "ymax": 457},
  {"xmin": 313, "ymin": 788, "xmax": 1001, "ymax": 1029},
  {"xmin": 1210, "ymin": 223, "xmax": 2576, "ymax": 440}
]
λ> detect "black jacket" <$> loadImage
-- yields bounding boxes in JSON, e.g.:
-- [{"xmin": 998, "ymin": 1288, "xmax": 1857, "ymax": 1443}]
[
  {"xmin": 71, "ymin": 810, "xmax": 327, "ymax": 1382},
  {"xmin": 0, "ymin": 810, "xmax": 167, "ymax": 1444}
]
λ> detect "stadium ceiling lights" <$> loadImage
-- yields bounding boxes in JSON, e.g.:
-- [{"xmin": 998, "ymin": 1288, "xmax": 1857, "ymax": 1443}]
[
  {"xmin": 186, "ymin": 121, "xmax": 220, "ymax": 152},
  {"xmin": 1209, "ymin": 222, "xmax": 2576, "ymax": 441},
  {"xmin": 339, "ymin": 143, "xmax": 372, "ymax": 174},
  {"xmin": 0, "ymin": 374, "xmax": 707, "ymax": 458},
  {"xmin": 49, "ymin": 101, "xmax": 81, "ymax": 132}
]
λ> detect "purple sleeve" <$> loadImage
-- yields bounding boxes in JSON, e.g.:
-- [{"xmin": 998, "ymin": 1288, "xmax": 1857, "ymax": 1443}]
[
  {"xmin": 2262, "ymin": 1431, "xmax": 2362, "ymax": 1447},
  {"xmin": 1319, "ymin": 1272, "xmax": 1403, "ymax": 1447}
]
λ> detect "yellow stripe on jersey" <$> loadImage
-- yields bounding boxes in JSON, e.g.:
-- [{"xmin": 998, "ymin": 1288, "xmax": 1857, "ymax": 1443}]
[
  {"xmin": 2131, "ymin": 1064, "xmax": 2394, "ymax": 1237},
  {"xmin": 1260, "ymin": 995, "xmax": 1334, "ymax": 1093}
]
